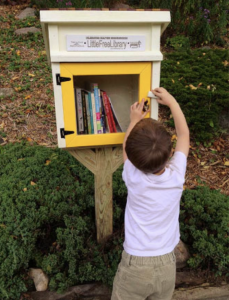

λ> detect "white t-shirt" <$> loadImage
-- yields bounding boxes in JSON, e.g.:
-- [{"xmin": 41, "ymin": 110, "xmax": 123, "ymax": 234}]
[{"xmin": 122, "ymin": 151, "xmax": 187, "ymax": 257}]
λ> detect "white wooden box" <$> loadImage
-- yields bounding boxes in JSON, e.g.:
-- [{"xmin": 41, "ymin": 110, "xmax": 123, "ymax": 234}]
[{"xmin": 40, "ymin": 9, "xmax": 170, "ymax": 149}]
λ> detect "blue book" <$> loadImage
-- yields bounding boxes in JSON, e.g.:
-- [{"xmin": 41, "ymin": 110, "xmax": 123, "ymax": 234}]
[{"xmin": 92, "ymin": 83, "xmax": 102, "ymax": 134}]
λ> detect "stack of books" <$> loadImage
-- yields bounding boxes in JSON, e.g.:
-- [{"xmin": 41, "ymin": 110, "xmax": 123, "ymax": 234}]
[{"xmin": 74, "ymin": 83, "xmax": 122, "ymax": 135}]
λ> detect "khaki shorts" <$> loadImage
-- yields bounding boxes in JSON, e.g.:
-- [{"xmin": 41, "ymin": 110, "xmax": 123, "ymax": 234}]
[{"xmin": 111, "ymin": 250, "xmax": 176, "ymax": 300}]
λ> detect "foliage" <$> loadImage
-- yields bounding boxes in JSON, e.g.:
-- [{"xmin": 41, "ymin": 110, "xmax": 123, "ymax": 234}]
[
  {"xmin": 128, "ymin": 0, "xmax": 227, "ymax": 45},
  {"xmin": 31, "ymin": 0, "xmax": 106, "ymax": 9},
  {"xmin": 0, "ymin": 143, "xmax": 125, "ymax": 299},
  {"xmin": 180, "ymin": 187, "xmax": 229, "ymax": 275},
  {"xmin": 165, "ymin": 35, "xmax": 190, "ymax": 51},
  {"xmin": 0, "ymin": 143, "xmax": 229, "ymax": 298},
  {"xmin": 161, "ymin": 49, "xmax": 229, "ymax": 141}
]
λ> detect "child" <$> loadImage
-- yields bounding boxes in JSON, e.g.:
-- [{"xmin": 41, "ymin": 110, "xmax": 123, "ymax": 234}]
[{"xmin": 111, "ymin": 87, "xmax": 189, "ymax": 300}]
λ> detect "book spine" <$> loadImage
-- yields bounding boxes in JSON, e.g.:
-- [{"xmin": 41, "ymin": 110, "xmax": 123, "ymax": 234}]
[
  {"xmin": 91, "ymin": 93, "xmax": 97, "ymax": 134},
  {"xmin": 88, "ymin": 92, "xmax": 94, "ymax": 134},
  {"xmin": 81, "ymin": 90, "xmax": 88, "ymax": 134},
  {"xmin": 104, "ymin": 91, "xmax": 117, "ymax": 133},
  {"xmin": 102, "ymin": 91, "xmax": 114, "ymax": 133},
  {"xmin": 109, "ymin": 96, "xmax": 123, "ymax": 133},
  {"xmin": 108, "ymin": 97, "xmax": 117, "ymax": 133},
  {"xmin": 75, "ymin": 88, "xmax": 84, "ymax": 134},
  {"xmin": 93, "ymin": 84, "xmax": 102, "ymax": 134},
  {"xmin": 100, "ymin": 94, "xmax": 106, "ymax": 133},
  {"xmin": 85, "ymin": 92, "xmax": 91, "ymax": 134}
]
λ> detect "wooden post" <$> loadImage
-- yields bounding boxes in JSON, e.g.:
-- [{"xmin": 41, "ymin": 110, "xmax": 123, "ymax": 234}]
[{"xmin": 68, "ymin": 146, "xmax": 123, "ymax": 243}]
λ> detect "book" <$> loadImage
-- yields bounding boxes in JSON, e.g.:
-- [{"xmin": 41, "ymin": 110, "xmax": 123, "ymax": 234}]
[
  {"xmin": 88, "ymin": 92, "xmax": 94, "ymax": 134},
  {"xmin": 93, "ymin": 83, "xmax": 102, "ymax": 134},
  {"xmin": 100, "ymin": 93, "xmax": 106, "ymax": 133},
  {"xmin": 103, "ymin": 91, "xmax": 117, "ymax": 133},
  {"xmin": 91, "ymin": 92, "xmax": 97, "ymax": 134},
  {"xmin": 109, "ymin": 96, "xmax": 123, "ymax": 132},
  {"xmin": 75, "ymin": 88, "xmax": 84, "ymax": 134},
  {"xmin": 84, "ymin": 91, "xmax": 92, "ymax": 134},
  {"xmin": 101, "ymin": 90, "xmax": 113, "ymax": 133},
  {"xmin": 81, "ymin": 90, "xmax": 88, "ymax": 134}
]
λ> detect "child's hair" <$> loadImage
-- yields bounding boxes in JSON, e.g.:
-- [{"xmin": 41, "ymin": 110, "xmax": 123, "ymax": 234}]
[{"xmin": 125, "ymin": 118, "xmax": 172, "ymax": 174}]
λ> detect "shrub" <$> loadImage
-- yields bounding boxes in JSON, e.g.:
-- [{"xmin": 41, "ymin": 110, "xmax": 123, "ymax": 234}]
[
  {"xmin": 128, "ymin": 0, "xmax": 227, "ymax": 46},
  {"xmin": 1, "ymin": 143, "xmax": 229, "ymax": 299},
  {"xmin": 161, "ymin": 49, "xmax": 228, "ymax": 142},
  {"xmin": 0, "ymin": 143, "xmax": 125, "ymax": 299},
  {"xmin": 31, "ymin": 0, "xmax": 111, "ymax": 9},
  {"xmin": 180, "ymin": 187, "xmax": 229, "ymax": 275}
]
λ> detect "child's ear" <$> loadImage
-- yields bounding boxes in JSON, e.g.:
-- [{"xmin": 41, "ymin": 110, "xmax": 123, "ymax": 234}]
[{"xmin": 170, "ymin": 149, "xmax": 173, "ymax": 158}]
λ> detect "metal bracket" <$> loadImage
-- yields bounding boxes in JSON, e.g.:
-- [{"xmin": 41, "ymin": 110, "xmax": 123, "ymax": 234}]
[
  {"xmin": 60, "ymin": 128, "xmax": 75, "ymax": 138},
  {"xmin": 56, "ymin": 74, "xmax": 71, "ymax": 85}
]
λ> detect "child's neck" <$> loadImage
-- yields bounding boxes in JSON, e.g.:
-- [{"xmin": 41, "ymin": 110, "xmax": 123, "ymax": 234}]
[{"xmin": 154, "ymin": 168, "xmax": 165, "ymax": 175}]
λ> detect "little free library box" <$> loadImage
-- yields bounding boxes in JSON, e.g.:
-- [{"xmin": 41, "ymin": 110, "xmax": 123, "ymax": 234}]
[{"xmin": 40, "ymin": 9, "xmax": 170, "ymax": 242}]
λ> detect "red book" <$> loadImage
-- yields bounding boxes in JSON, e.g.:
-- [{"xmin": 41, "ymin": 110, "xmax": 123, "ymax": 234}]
[{"xmin": 102, "ymin": 91, "xmax": 116, "ymax": 133}]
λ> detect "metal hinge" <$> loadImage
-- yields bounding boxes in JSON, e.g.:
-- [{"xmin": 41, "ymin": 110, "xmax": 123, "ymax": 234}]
[
  {"xmin": 56, "ymin": 74, "xmax": 71, "ymax": 85},
  {"xmin": 60, "ymin": 128, "xmax": 75, "ymax": 138}
]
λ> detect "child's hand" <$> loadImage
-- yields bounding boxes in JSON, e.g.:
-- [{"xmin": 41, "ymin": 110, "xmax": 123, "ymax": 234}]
[
  {"xmin": 152, "ymin": 87, "xmax": 176, "ymax": 108},
  {"xmin": 130, "ymin": 98, "xmax": 149, "ymax": 124}
]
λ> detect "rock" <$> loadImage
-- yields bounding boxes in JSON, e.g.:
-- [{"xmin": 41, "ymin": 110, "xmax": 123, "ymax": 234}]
[
  {"xmin": 15, "ymin": 27, "xmax": 41, "ymax": 35},
  {"xmin": 26, "ymin": 283, "xmax": 111, "ymax": 300},
  {"xmin": 111, "ymin": 3, "xmax": 132, "ymax": 10},
  {"xmin": 172, "ymin": 284, "xmax": 229, "ymax": 300},
  {"xmin": 0, "ymin": 88, "xmax": 14, "ymax": 98},
  {"xmin": 16, "ymin": 8, "xmax": 36, "ymax": 19},
  {"xmin": 174, "ymin": 240, "xmax": 190, "ymax": 269},
  {"xmin": 28, "ymin": 268, "xmax": 49, "ymax": 292},
  {"xmin": 219, "ymin": 111, "xmax": 229, "ymax": 131},
  {"xmin": 201, "ymin": 46, "xmax": 211, "ymax": 50},
  {"xmin": 176, "ymin": 271, "xmax": 205, "ymax": 287}
]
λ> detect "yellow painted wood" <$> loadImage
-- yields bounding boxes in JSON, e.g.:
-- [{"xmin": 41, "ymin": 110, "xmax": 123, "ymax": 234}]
[{"xmin": 60, "ymin": 62, "xmax": 151, "ymax": 148}]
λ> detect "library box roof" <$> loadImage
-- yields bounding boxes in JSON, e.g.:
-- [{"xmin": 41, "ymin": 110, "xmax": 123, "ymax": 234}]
[{"xmin": 40, "ymin": 9, "xmax": 170, "ymax": 63}]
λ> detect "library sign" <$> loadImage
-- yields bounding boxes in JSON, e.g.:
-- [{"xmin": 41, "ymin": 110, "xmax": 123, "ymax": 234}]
[{"xmin": 66, "ymin": 35, "xmax": 146, "ymax": 51}]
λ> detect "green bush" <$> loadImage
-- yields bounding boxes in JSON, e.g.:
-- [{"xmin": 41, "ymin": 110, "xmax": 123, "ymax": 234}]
[
  {"xmin": 1, "ymin": 143, "xmax": 229, "ymax": 299},
  {"xmin": 161, "ymin": 49, "xmax": 228, "ymax": 141},
  {"xmin": 31, "ymin": 0, "xmax": 107, "ymax": 9},
  {"xmin": 0, "ymin": 143, "xmax": 125, "ymax": 299},
  {"xmin": 180, "ymin": 187, "xmax": 229, "ymax": 275},
  {"xmin": 128, "ymin": 0, "xmax": 227, "ymax": 46}
]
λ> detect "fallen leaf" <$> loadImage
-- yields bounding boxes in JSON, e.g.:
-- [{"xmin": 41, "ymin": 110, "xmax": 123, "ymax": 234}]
[
  {"xmin": 12, "ymin": 76, "xmax": 19, "ymax": 81},
  {"xmin": 23, "ymin": 188, "xmax": 27, "ymax": 192},
  {"xmin": 2, "ymin": 113, "xmax": 8, "ymax": 118},
  {"xmin": 45, "ymin": 160, "xmax": 51, "ymax": 165},
  {"xmin": 189, "ymin": 84, "xmax": 197, "ymax": 90},
  {"xmin": 171, "ymin": 134, "xmax": 177, "ymax": 141},
  {"xmin": 203, "ymin": 53, "xmax": 206, "ymax": 56},
  {"xmin": 31, "ymin": 181, "xmax": 36, "ymax": 186},
  {"xmin": 14, "ymin": 86, "xmax": 21, "ymax": 92},
  {"xmin": 27, "ymin": 137, "xmax": 33, "ymax": 142},
  {"xmin": 172, "ymin": 79, "xmax": 175, "ymax": 83},
  {"xmin": 16, "ymin": 50, "xmax": 20, "ymax": 56},
  {"xmin": 177, "ymin": 62, "xmax": 180, "ymax": 65},
  {"xmin": 223, "ymin": 60, "xmax": 228, "ymax": 67},
  {"xmin": 201, "ymin": 162, "xmax": 206, "ymax": 166},
  {"xmin": 198, "ymin": 83, "xmax": 203, "ymax": 86},
  {"xmin": 24, "ymin": 95, "xmax": 32, "ymax": 100},
  {"xmin": 28, "ymin": 73, "xmax": 35, "ymax": 77},
  {"xmin": 224, "ymin": 161, "xmax": 229, "ymax": 166},
  {"xmin": 207, "ymin": 85, "xmax": 211, "ymax": 90}
]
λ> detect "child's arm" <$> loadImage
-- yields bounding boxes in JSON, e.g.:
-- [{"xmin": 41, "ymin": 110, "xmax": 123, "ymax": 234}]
[
  {"xmin": 123, "ymin": 99, "xmax": 149, "ymax": 162},
  {"xmin": 153, "ymin": 87, "xmax": 190, "ymax": 157}
]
